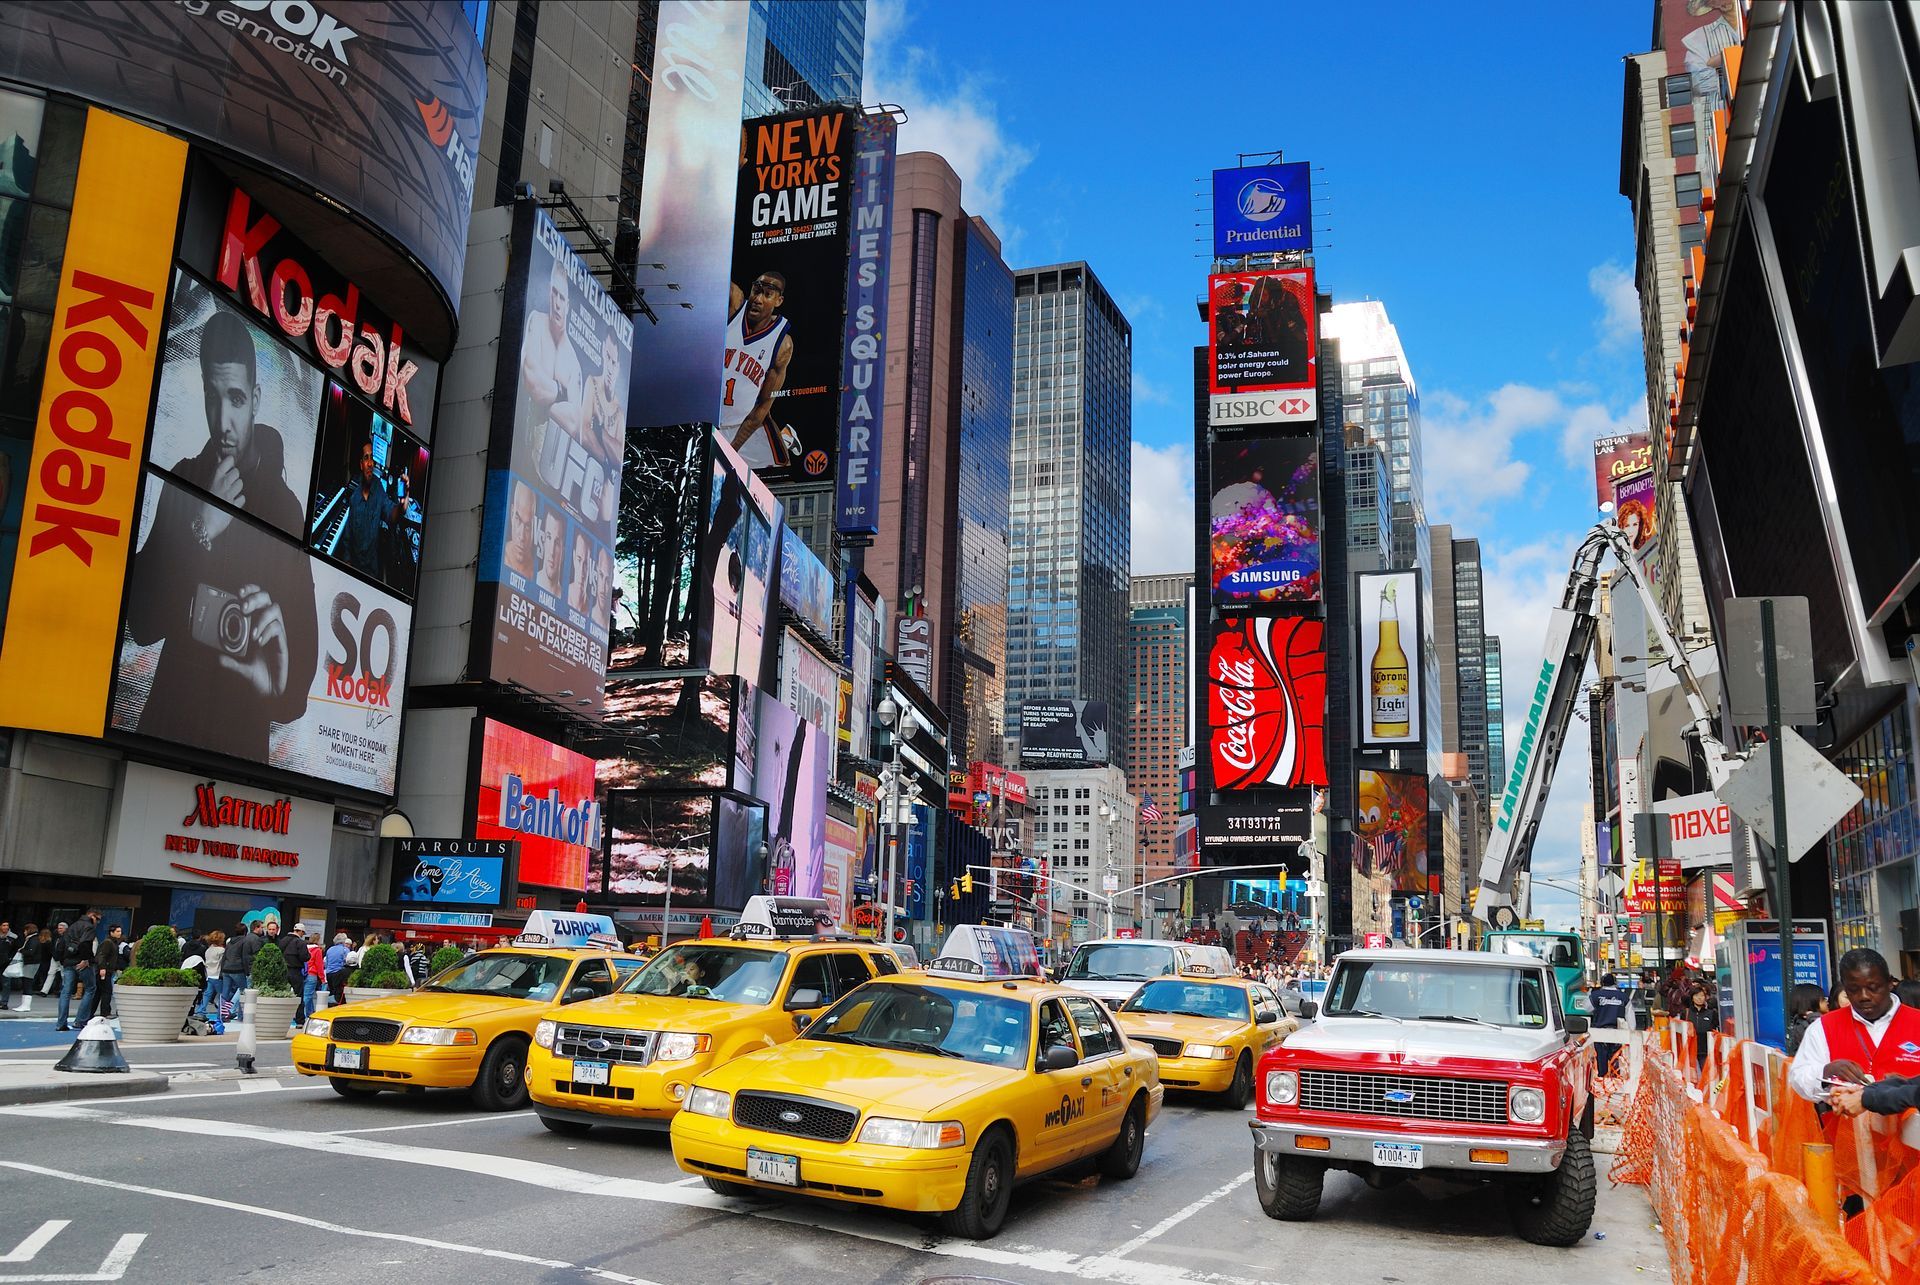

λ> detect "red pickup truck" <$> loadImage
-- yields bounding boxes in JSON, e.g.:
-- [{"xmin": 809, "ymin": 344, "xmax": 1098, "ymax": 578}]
[{"xmin": 1248, "ymin": 947, "xmax": 1595, "ymax": 1246}]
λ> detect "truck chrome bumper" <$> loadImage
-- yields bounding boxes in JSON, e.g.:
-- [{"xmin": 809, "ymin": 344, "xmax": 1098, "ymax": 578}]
[{"xmin": 1248, "ymin": 1119, "xmax": 1564, "ymax": 1174}]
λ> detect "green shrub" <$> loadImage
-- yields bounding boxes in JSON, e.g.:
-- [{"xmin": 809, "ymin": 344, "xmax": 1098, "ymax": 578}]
[
  {"xmin": 367, "ymin": 971, "xmax": 412, "ymax": 990},
  {"xmin": 250, "ymin": 935, "xmax": 293, "ymax": 997},
  {"xmin": 350, "ymin": 943, "xmax": 401, "ymax": 988},
  {"xmin": 429, "ymin": 945, "xmax": 464, "ymax": 976},
  {"xmin": 122, "ymin": 926, "xmax": 197, "ymax": 987}
]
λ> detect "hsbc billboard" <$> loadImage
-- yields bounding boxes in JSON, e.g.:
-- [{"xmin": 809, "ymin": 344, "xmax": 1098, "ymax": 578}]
[
  {"xmin": 1207, "ymin": 268, "xmax": 1318, "ymax": 428},
  {"xmin": 1208, "ymin": 615, "xmax": 1329, "ymax": 790}
]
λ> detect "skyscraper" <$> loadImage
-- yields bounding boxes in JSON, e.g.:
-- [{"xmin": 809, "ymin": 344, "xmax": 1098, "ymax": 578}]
[
  {"xmin": 1485, "ymin": 636, "xmax": 1506, "ymax": 795},
  {"xmin": 1323, "ymin": 302, "xmax": 1423, "ymax": 570},
  {"xmin": 1127, "ymin": 573, "xmax": 1189, "ymax": 926},
  {"xmin": 1429, "ymin": 524, "xmax": 1500, "ymax": 828},
  {"xmin": 1343, "ymin": 424, "xmax": 1392, "ymax": 568},
  {"xmin": 1007, "ymin": 262, "xmax": 1133, "ymax": 766},
  {"xmin": 742, "ymin": 0, "xmax": 866, "ymax": 116}
]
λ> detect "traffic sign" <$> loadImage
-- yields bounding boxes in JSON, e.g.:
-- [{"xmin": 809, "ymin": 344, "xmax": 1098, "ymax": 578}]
[
  {"xmin": 1101, "ymin": 872, "xmax": 1119, "ymax": 893},
  {"xmin": 1717, "ymin": 726, "xmax": 1863, "ymax": 862}
]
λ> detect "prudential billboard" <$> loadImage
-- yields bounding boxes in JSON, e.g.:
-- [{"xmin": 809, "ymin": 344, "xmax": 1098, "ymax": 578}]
[{"xmin": 1212, "ymin": 163, "xmax": 1312, "ymax": 258}]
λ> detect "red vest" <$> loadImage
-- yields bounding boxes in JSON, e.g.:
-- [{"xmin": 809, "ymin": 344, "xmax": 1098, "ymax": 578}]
[{"xmin": 1818, "ymin": 1001, "xmax": 1920, "ymax": 1080}]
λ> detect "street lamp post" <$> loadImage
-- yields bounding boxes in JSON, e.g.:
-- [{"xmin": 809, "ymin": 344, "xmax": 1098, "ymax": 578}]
[
  {"xmin": 874, "ymin": 697, "xmax": 919, "ymax": 948},
  {"xmin": 1096, "ymin": 800, "xmax": 1118, "ymax": 937}
]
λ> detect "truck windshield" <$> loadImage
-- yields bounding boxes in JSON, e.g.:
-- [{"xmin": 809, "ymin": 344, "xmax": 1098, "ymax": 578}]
[
  {"xmin": 1494, "ymin": 937, "xmax": 1580, "ymax": 968},
  {"xmin": 1324, "ymin": 961, "xmax": 1553, "ymax": 1028},
  {"xmin": 1067, "ymin": 943, "xmax": 1177, "ymax": 982}
]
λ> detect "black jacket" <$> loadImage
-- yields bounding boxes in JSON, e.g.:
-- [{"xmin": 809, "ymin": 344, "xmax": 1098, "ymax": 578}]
[
  {"xmin": 1862, "ymin": 1078, "xmax": 1920, "ymax": 1115},
  {"xmin": 0, "ymin": 931, "xmax": 17, "ymax": 970},
  {"xmin": 62, "ymin": 919, "xmax": 98, "ymax": 967},
  {"xmin": 279, "ymin": 934, "xmax": 310, "ymax": 980},
  {"xmin": 94, "ymin": 936, "xmax": 127, "ymax": 975},
  {"xmin": 224, "ymin": 929, "xmax": 265, "ymax": 981}
]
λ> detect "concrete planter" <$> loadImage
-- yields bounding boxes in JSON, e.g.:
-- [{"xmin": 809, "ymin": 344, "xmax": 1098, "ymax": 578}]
[
  {"xmin": 112, "ymin": 984, "xmax": 197, "ymax": 1044},
  {"xmin": 344, "ymin": 987, "xmax": 410, "ymax": 1004},
  {"xmin": 251, "ymin": 994, "xmax": 301, "ymax": 1037}
]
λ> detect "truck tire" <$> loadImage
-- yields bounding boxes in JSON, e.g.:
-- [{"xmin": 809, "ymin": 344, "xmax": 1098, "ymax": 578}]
[
  {"xmin": 1507, "ymin": 1129, "xmax": 1596, "ymax": 1246},
  {"xmin": 1253, "ymin": 1145, "xmax": 1323, "ymax": 1221},
  {"xmin": 940, "ymin": 1128, "xmax": 1013, "ymax": 1239}
]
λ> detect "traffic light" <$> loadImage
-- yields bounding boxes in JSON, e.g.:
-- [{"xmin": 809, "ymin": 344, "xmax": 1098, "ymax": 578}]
[
  {"xmin": 950, "ymin": 879, "xmax": 961, "ymax": 900},
  {"xmin": 961, "ymin": 872, "xmax": 974, "ymax": 894}
]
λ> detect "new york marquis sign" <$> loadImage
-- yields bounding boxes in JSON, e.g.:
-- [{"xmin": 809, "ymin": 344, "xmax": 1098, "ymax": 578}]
[{"xmin": 1213, "ymin": 163, "xmax": 1313, "ymax": 258}]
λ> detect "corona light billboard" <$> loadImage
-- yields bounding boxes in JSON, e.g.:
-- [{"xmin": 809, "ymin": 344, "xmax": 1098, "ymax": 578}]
[{"xmin": 1208, "ymin": 615, "xmax": 1328, "ymax": 790}]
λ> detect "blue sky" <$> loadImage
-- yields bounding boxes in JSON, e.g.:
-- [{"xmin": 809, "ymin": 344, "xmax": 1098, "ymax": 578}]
[{"xmin": 865, "ymin": 0, "xmax": 1654, "ymax": 928}]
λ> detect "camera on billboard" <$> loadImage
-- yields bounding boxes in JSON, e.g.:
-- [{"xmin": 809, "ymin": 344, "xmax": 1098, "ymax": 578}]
[{"xmin": 190, "ymin": 584, "xmax": 251, "ymax": 657}]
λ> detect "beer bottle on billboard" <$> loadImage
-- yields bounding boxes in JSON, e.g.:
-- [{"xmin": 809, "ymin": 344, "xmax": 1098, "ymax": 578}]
[{"xmin": 1369, "ymin": 582, "xmax": 1410, "ymax": 738}]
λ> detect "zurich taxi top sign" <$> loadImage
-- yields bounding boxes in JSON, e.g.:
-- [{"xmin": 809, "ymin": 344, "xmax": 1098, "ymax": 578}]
[{"xmin": 1212, "ymin": 163, "xmax": 1312, "ymax": 258}]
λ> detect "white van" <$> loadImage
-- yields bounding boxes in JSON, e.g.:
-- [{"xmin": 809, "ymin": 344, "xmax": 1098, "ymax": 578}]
[{"xmin": 1059, "ymin": 938, "xmax": 1238, "ymax": 1008}]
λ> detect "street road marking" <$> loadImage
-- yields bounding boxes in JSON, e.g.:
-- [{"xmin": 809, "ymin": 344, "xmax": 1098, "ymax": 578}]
[
  {"xmin": 326, "ymin": 1112, "xmax": 534, "ymax": 1135},
  {"xmin": 0, "ymin": 1164, "xmax": 654, "ymax": 1285},
  {"xmin": 1099, "ymin": 1172, "xmax": 1252, "ymax": 1261},
  {"xmin": 0, "ymin": 1107, "xmax": 1271, "ymax": 1285},
  {"xmin": 0, "ymin": 1224, "xmax": 67, "ymax": 1264},
  {"xmin": 0, "ymin": 1228, "xmax": 143, "ymax": 1283}
]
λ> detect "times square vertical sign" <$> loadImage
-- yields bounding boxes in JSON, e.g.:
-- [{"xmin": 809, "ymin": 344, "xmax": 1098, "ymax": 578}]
[{"xmin": 835, "ymin": 114, "xmax": 897, "ymax": 537}]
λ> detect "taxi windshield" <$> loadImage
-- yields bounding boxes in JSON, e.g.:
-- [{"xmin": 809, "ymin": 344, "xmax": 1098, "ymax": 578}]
[
  {"xmin": 1324, "ymin": 960, "xmax": 1552, "ymax": 1028},
  {"xmin": 805, "ymin": 984, "xmax": 1032, "ymax": 1069},
  {"xmin": 1067, "ymin": 943, "xmax": 1177, "ymax": 982},
  {"xmin": 1122, "ymin": 979, "xmax": 1250, "ymax": 1022},
  {"xmin": 417, "ymin": 952, "xmax": 572, "ymax": 1001},
  {"xmin": 621, "ymin": 945, "xmax": 786, "ymax": 1004}
]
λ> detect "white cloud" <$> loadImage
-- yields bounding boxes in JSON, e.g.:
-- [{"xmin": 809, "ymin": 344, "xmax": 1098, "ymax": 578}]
[
  {"xmin": 1133, "ymin": 374, "xmax": 1172, "ymax": 408},
  {"xmin": 863, "ymin": 0, "xmax": 1034, "ymax": 239},
  {"xmin": 1559, "ymin": 399, "xmax": 1646, "ymax": 471},
  {"xmin": 1589, "ymin": 262, "xmax": 1642, "ymax": 352},
  {"xmin": 1423, "ymin": 384, "xmax": 1645, "ymax": 524},
  {"xmin": 1131, "ymin": 441, "xmax": 1195, "ymax": 576}
]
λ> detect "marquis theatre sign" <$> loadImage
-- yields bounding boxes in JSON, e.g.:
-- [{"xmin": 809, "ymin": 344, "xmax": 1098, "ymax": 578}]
[{"xmin": 103, "ymin": 761, "xmax": 334, "ymax": 895}]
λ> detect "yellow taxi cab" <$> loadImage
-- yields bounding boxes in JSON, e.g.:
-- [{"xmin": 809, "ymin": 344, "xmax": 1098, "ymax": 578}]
[
  {"xmin": 291, "ymin": 911, "xmax": 643, "ymax": 1111},
  {"xmin": 1111, "ymin": 966, "xmax": 1297, "ymax": 1107},
  {"xmin": 670, "ymin": 924, "xmax": 1164, "ymax": 1239},
  {"xmin": 526, "ymin": 897, "xmax": 903, "ymax": 1136}
]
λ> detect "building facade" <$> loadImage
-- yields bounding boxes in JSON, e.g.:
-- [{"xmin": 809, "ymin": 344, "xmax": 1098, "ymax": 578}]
[
  {"xmin": 1324, "ymin": 302, "xmax": 1424, "ymax": 571},
  {"xmin": 741, "ymin": 0, "xmax": 866, "ymax": 116},
  {"xmin": 1127, "ymin": 574, "xmax": 1189, "ymax": 910},
  {"xmin": 1007, "ymin": 262, "xmax": 1133, "ymax": 767},
  {"xmin": 1022, "ymin": 765, "xmax": 1139, "ymax": 937}
]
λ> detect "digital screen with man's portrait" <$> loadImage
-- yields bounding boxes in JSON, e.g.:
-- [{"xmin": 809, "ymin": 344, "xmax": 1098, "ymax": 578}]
[
  {"xmin": 308, "ymin": 384, "xmax": 431, "ymax": 598},
  {"xmin": 477, "ymin": 204, "xmax": 635, "ymax": 715}
]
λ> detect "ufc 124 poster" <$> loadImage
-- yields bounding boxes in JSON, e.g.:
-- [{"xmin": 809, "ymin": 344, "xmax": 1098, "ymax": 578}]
[{"xmin": 1209, "ymin": 615, "xmax": 1328, "ymax": 790}]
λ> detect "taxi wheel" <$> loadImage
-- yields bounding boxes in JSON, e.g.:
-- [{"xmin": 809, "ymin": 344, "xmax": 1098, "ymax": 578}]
[
  {"xmin": 1098, "ymin": 1097, "xmax": 1146, "ymax": 1180},
  {"xmin": 537, "ymin": 1113, "xmax": 591, "ymax": 1137},
  {"xmin": 1223, "ymin": 1055, "xmax": 1254, "ymax": 1110},
  {"xmin": 940, "ymin": 1128, "xmax": 1013, "ymax": 1240},
  {"xmin": 701, "ymin": 1175, "xmax": 756, "ymax": 1199},
  {"xmin": 1254, "ymin": 1146, "xmax": 1323, "ymax": 1221},
  {"xmin": 470, "ymin": 1036, "xmax": 530, "ymax": 1112},
  {"xmin": 329, "ymin": 1078, "xmax": 379, "ymax": 1099}
]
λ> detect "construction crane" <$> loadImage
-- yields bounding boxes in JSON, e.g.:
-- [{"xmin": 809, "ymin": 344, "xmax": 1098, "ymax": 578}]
[{"xmin": 1472, "ymin": 523, "xmax": 1732, "ymax": 922}]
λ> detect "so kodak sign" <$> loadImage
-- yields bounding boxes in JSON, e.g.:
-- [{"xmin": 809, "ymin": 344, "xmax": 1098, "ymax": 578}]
[{"xmin": 103, "ymin": 762, "xmax": 334, "ymax": 897}]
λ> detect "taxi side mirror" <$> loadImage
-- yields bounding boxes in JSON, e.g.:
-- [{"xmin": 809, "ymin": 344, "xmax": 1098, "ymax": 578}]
[
  {"xmin": 1041, "ymin": 1044, "xmax": 1079, "ymax": 1072},
  {"xmin": 792, "ymin": 1012, "xmax": 815, "ymax": 1031},
  {"xmin": 563, "ymin": 985, "xmax": 599, "ymax": 1004},
  {"xmin": 1297, "ymin": 1001, "xmax": 1317, "ymax": 1021},
  {"xmin": 784, "ymin": 988, "xmax": 824, "ymax": 1011},
  {"xmin": 1564, "ymin": 1015, "xmax": 1590, "ymax": 1036},
  {"xmin": 1255, "ymin": 1009, "xmax": 1279, "ymax": 1024}
]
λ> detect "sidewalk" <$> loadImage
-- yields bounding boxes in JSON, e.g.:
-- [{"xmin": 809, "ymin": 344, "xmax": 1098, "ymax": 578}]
[{"xmin": 0, "ymin": 1063, "xmax": 169, "ymax": 1105}]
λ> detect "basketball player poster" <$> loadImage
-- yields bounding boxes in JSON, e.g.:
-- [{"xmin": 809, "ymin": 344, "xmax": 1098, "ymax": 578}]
[
  {"xmin": 1208, "ymin": 614, "xmax": 1329, "ymax": 790},
  {"xmin": 722, "ymin": 106, "xmax": 858, "ymax": 485}
]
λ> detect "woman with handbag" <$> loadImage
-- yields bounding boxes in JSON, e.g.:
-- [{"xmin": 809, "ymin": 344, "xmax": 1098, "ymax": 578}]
[
  {"xmin": 199, "ymin": 930, "xmax": 226, "ymax": 1018},
  {"xmin": 0, "ymin": 920, "xmax": 24, "ymax": 1011}
]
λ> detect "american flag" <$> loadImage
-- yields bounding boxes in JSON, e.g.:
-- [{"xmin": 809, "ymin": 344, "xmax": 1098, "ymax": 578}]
[{"xmin": 1140, "ymin": 796, "xmax": 1163, "ymax": 822}]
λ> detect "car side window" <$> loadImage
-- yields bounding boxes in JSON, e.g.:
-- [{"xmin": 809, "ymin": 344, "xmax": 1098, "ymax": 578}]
[
  {"xmin": 569, "ymin": 959, "xmax": 613, "ymax": 1000},
  {"xmin": 1038, "ymin": 1000, "xmax": 1075, "ymax": 1059},
  {"xmin": 828, "ymin": 952, "xmax": 873, "ymax": 998},
  {"xmin": 786, "ymin": 953, "xmax": 835, "ymax": 1006},
  {"xmin": 1062, "ymin": 996, "xmax": 1118, "ymax": 1059},
  {"xmin": 866, "ymin": 950, "xmax": 900, "ymax": 976},
  {"xmin": 1252, "ymin": 986, "xmax": 1276, "ymax": 1019}
]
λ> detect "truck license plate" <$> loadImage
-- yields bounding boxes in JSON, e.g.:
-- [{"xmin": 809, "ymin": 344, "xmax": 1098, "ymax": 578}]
[
  {"xmin": 330, "ymin": 1046, "xmax": 362, "ymax": 1071},
  {"xmin": 1373, "ymin": 1142, "xmax": 1424, "ymax": 1169},
  {"xmin": 746, "ymin": 1148, "xmax": 800, "ymax": 1186},
  {"xmin": 572, "ymin": 1060, "xmax": 609, "ymax": 1086}
]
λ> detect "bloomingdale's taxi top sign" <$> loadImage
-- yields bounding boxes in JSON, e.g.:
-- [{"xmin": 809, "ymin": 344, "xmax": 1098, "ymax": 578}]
[{"xmin": 103, "ymin": 761, "xmax": 333, "ymax": 895}]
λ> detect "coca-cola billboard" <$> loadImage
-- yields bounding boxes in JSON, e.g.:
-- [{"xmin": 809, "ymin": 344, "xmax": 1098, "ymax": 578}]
[{"xmin": 1209, "ymin": 615, "xmax": 1328, "ymax": 790}]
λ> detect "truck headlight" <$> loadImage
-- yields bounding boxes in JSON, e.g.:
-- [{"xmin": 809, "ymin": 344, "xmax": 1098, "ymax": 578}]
[
  {"xmin": 398, "ymin": 1027, "xmax": 478, "ymax": 1046},
  {"xmin": 1186, "ymin": 1044, "xmax": 1234, "ymax": 1060},
  {"xmin": 533, "ymin": 1020, "xmax": 556, "ymax": 1050},
  {"xmin": 654, "ymin": 1032, "xmax": 712, "ymax": 1062},
  {"xmin": 1509, "ymin": 1087, "xmax": 1545, "ymax": 1124},
  {"xmin": 1265, "ymin": 1070, "xmax": 1299, "ymax": 1105},
  {"xmin": 685, "ymin": 1087, "xmax": 731, "ymax": 1119},
  {"xmin": 303, "ymin": 1018, "xmax": 331, "ymax": 1038},
  {"xmin": 856, "ymin": 1117, "xmax": 966, "ymax": 1149}
]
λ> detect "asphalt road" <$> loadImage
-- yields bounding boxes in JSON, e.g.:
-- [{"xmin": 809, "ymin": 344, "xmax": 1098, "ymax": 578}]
[{"xmin": 0, "ymin": 1052, "xmax": 1669, "ymax": 1285}]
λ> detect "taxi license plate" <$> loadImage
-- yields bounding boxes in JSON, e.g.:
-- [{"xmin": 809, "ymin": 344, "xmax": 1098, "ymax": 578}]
[
  {"xmin": 330, "ymin": 1046, "xmax": 363, "ymax": 1071},
  {"xmin": 572, "ymin": 1060, "xmax": 609, "ymax": 1086},
  {"xmin": 746, "ymin": 1148, "xmax": 799, "ymax": 1187},
  {"xmin": 1373, "ymin": 1142, "xmax": 1424, "ymax": 1169}
]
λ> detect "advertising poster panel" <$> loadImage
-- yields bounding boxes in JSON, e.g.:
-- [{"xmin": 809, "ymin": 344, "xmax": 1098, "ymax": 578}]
[
  {"xmin": 474, "ymin": 718, "xmax": 601, "ymax": 891},
  {"xmin": 1592, "ymin": 433, "xmax": 1652, "ymax": 513},
  {"xmin": 478, "ymin": 202, "xmax": 633, "ymax": 715},
  {"xmin": 309, "ymin": 383, "xmax": 431, "ymax": 597},
  {"xmin": 824, "ymin": 813, "xmax": 859, "ymax": 930},
  {"xmin": 629, "ymin": 0, "xmax": 751, "ymax": 426},
  {"xmin": 610, "ymin": 425, "xmax": 705, "ymax": 671},
  {"xmin": 1356, "ymin": 770, "xmax": 1429, "ymax": 895},
  {"xmin": 755, "ymin": 687, "xmax": 828, "ymax": 902},
  {"xmin": 1356, "ymin": 570, "xmax": 1423, "ymax": 747},
  {"xmin": 1209, "ymin": 615, "xmax": 1328, "ymax": 789},
  {"xmin": 0, "ymin": 1, "xmax": 486, "ymax": 312},
  {"xmin": 600, "ymin": 790, "xmax": 715, "ymax": 909},
  {"xmin": 1210, "ymin": 436, "xmax": 1320, "ymax": 604},
  {"xmin": 838, "ymin": 112, "xmax": 898, "ymax": 535},
  {"xmin": 387, "ymin": 839, "xmax": 516, "ymax": 908},
  {"xmin": 1197, "ymin": 791, "xmax": 1313, "ymax": 856},
  {"xmin": 0, "ymin": 110, "xmax": 186, "ymax": 737},
  {"xmin": 779, "ymin": 629, "xmax": 841, "ymax": 778},
  {"xmin": 594, "ymin": 672, "xmax": 740, "ymax": 792},
  {"xmin": 697, "ymin": 430, "xmax": 781, "ymax": 681},
  {"xmin": 1212, "ymin": 162, "xmax": 1313, "ymax": 257},
  {"xmin": 1207, "ymin": 268, "xmax": 1317, "ymax": 427},
  {"xmin": 779, "ymin": 524, "xmax": 835, "ymax": 640},
  {"xmin": 723, "ymin": 107, "xmax": 856, "ymax": 482},
  {"xmin": 103, "ymin": 762, "xmax": 334, "ymax": 898},
  {"xmin": 1612, "ymin": 470, "xmax": 1658, "ymax": 554},
  {"xmin": 1019, "ymin": 700, "xmax": 1111, "ymax": 766}
]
